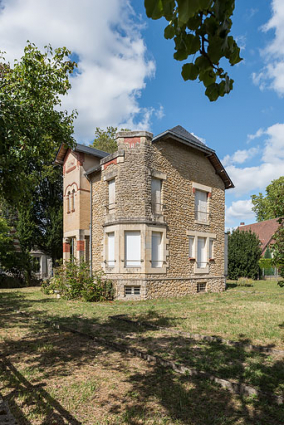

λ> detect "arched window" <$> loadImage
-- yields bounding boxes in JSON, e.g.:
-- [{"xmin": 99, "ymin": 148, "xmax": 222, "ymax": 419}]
[
  {"xmin": 67, "ymin": 191, "xmax": 71, "ymax": 213},
  {"xmin": 72, "ymin": 189, "xmax": 75, "ymax": 211}
]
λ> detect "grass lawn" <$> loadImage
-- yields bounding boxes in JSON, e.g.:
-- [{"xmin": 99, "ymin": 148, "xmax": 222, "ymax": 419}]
[{"xmin": 0, "ymin": 280, "xmax": 284, "ymax": 424}]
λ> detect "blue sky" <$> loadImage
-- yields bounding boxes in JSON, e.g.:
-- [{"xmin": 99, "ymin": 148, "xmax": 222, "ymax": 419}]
[{"xmin": 0, "ymin": 0, "xmax": 283, "ymax": 229}]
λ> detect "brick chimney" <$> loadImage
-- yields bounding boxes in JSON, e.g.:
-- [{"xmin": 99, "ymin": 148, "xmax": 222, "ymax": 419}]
[
  {"xmin": 115, "ymin": 130, "xmax": 153, "ymax": 149},
  {"xmin": 240, "ymin": 222, "xmax": 245, "ymax": 226}
]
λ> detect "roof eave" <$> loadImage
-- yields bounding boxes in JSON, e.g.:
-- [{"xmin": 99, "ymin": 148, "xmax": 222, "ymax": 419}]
[{"xmin": 152, "ymin": 130, "xmax": 234, "ymax": 190}]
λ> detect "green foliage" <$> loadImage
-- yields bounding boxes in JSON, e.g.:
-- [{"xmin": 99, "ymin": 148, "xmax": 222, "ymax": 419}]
[
  {"xmin": 272, "ymin": 220, "xmax": 284, "ymax": 285},
  {"xmin": 144, "ymin": 0, "xmax": 242, "ymax": 101},
  {"xmin": 251, "ymin": 177, "xmax": 284, "ymax": 286},
  {"xmin": 251, "ymin": 176, "xmax": 284, "ymax": 222},
  {"xmin": 263, "ymin": 247, "xmax": 272, "ymax": 259},
  {"xmin": 228, "ymin": 229, "xmax": 262, "ymax": 280},
  {"xmin": 0, "ymin": 42, "xmax": 77, "ymax": 205},
  {"xmin": 90, "ymin": 127, "xmax": 118, "ymax": 154},
  {"xmin": 42, "ymin": 260, "xmax": 114, "ymax": 302}
]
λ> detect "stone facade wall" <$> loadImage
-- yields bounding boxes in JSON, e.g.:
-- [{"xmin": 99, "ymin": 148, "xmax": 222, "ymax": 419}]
[{"xmin": 90, "ymin": 131, "xmax": 226, "ymax": 300}]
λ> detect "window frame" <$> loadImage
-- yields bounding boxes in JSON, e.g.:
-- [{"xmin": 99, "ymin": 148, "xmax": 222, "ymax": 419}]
[
  {"xmin": 186, "ymin": 230, "xmax": 216, "ymax": 274},
  {"xmin": 192, "ymin": 182, "xmax": 211, "ymax": 225},
  {"xmin": 124, "ymin": 230, "xmax": 141, "ymax": 268}
]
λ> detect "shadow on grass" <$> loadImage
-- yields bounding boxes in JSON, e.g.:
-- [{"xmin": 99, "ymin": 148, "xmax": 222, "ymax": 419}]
[
  {"xmin": 0, "ymin": 358, "xmax": 82, "ymax": 425},
  {"xmin": 0, "ymin": 292, "xmax": 284, "ymax": 424}
]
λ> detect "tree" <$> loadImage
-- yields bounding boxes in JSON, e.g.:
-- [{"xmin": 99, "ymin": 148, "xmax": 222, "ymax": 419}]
[
  {"xmin": 272, "ymin": 222, "xmax": 284, "ymax": 285},
  {"xmin": 90, "ymin": 127, "xmax": 117, "ymax": 153},
  {"xmin": 144, "ymin": 0, "xmax": 242, "ymax": 101},
  {"xmin": 251, "ymin": 176, "xmax": 284, "ymax": 222},
  {"xmin": 251, "ymin": 177, "xmax": 284, "ymax": 284},
  {"xmin": 228, "ymin": 229, "xmax": 261, "ymax": 280},
  {"xmin": 90, "ymin": 127, "xmax": 131, "ymax": 153},
  {"xmin": 0, "ymin": 43, "xmax": 77, "ymax": 205}
]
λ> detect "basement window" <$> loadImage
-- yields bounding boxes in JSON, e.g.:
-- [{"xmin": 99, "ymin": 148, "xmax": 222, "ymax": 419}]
[
  {"xmin": 125, "ymin": 286, "xmax": 141, "ymax": 296},
  {"xmin": 197, "ymin": 282, "xmax": 207, "ymax": 293}
]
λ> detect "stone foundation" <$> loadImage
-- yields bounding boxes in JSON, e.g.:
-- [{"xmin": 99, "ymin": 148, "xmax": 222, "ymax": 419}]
[{"xmin": 111, "ymin": 276, "xmax": 225, "ymax": 300}]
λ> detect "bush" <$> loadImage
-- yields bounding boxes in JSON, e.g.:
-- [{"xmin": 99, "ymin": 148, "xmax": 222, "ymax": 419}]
[
  {"xmin": 228, "ymin": 229, "xmax": 262, "ymax": 280},
  {"xmin": 41, "ymin": 260, "xmax": 114, "ymax": 302}
]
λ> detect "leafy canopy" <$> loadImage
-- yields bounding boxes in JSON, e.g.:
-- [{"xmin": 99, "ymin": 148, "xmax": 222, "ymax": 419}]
[
  {"xmin": 251, "ymin": 176, "xmax": 284, "ymax": 222},
  {"xmin": 90, "ymin": 127, "xmax": 131, "ymax": 154},
  {"xmin": 144, "ymin": 0, "xmax": 242, "ymax": 101},
  {"xmin": 228, "ymin": 229, "xmax": 261, "ymax": 280},
  {"xmin": 251, "ymin": 177, "xmax": 284, "ymax": 285},
  {"xmin": 0, "ymin": 42, "xmax": 77, "ymax": 205}
]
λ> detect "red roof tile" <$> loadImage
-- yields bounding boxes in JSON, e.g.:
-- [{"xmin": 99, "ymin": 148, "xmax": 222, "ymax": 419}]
[{"xmin": 238, "ymin": 218, "xmax": 280, "ymax": 255}]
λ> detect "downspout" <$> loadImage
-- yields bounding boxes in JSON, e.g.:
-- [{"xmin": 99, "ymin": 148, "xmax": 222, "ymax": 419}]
[{"xmin": 89, "ymin": 179, "xmax": 93, "ymax": 277}]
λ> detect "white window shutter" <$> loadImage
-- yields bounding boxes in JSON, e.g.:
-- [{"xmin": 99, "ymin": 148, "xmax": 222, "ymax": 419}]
[
  {"xmin": 151, "ymin": 178, "xmax": 162, "ymax": 213},
  {"xmin": 107, "ymin": 233, "xmax": 115, "ymax": 267},
  {"xmin": 125, "ymin": 231, "xmax": 141, "ymax": 267},
  {"xmin": 152, "ymin": 232, "xmax": 162, "ymax": 268},
  {"xmin": 197, "ymin": 237, "xmax": 207, "ymax": 268},
  {"xmin": 108, "ymin": 179, "xmax": 115, "ymax": 209},
  {"xmin": 195, "ymin": 190, "xmax": 207, "ymax": 221}
]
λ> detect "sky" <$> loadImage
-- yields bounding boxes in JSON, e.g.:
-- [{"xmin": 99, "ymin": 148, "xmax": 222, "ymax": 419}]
[{"xmin": 0, "ymin": 0, "xmax": 283, "ymax": 230}]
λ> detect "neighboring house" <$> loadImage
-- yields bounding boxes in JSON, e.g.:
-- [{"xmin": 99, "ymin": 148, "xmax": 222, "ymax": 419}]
[
  {"xmin": 238, "ymin": 218, "xmax": 280, "ymax": 256},
  {"xmin": 30, "ymin": 249, "xmax": 52, "ymax": 280},
  {"xmin": 55, "ymin": 126, "xmax": 234, "ymax": 300}
]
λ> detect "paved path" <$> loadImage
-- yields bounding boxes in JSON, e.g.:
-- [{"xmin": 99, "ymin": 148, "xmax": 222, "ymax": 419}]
[{"xmin": 0, "ymin": 393, "xmax": 18, "ymax": 425}]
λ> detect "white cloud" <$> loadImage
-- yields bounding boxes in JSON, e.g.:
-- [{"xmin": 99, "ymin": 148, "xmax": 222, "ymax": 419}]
[
  {"xmin": 0, "ymin": 0, "xmax": 157, "ymax": 142},
  {"xmin": 252, "ymin": 0, "xmax": 284, "ymax": 95},
  {"xmin": 247, "ymin": 128, "xmax": 265, "ymax": 141},
  {"xmin": 224, "ymin": 123, "xmax": 284, "ymax": 196},
  {"xmin": 226, "ymin": 200, "xmax": 255, "ymax": 226},
  {"xmin": 222, "ymin": 147, "xmax": 258, "ymax": 167}
]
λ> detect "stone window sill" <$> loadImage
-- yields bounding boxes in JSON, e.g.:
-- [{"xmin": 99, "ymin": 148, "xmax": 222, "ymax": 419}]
[{"xmin": 194, "ymin": 220, "xmax": 210, "ymax": 226}]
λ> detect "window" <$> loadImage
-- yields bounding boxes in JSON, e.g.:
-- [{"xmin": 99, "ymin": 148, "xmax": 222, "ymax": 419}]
[
  {"xmin": 197, "ymin": 282, "xmax": 207, "ymax": 293},
  {"xmin": 209, "ymin": 238, "xmax": 214, "ymax": 260},
  {"xmin": 108, "ymin": 179, "xmax": 115, "ymax": 212},
  {"xmin": 107, "ymin": 232, "xmax": 115, "ymax": 267},
  {"xmin": 67, "ymin": 191, "xmax": 71, "ymax": 213},
  {"xmin": 125, "ymin": 286, "xmax": 141, "ymax": 296},
  {"xmin": 195, "ymin": 190, "xmax": 208, "ymax": 222},
  {"xmin": 125, "ymin": 231, "xmax": 141, "ymax": 267},
  {"xmin": 33, "ymin": 256, "xmax": 41, "ymax": 272},
  {"xmin": 151, "ymin": 178, "xmax": 162, "ymax": 214},
  {"xmin": 151, "ymin": 232, "xmax": 163, "ymax": 268},
  {"xmin": 72, "ymin": 189, "xmax": 75, "ymax": 211},
  {"xmin": 197, "ymin": 237, "xmax": 207, "ymax": 269},
  {"xmin": 85, "ymin": 236, "xmax": 90, "ymax": 263},
  {"xmin": 189, "ymin": 236, "xmax": 194, "ymax": 258},
  {"xmin": 70, "ymin": 237, "xmax": 75, "ymax": 261}
]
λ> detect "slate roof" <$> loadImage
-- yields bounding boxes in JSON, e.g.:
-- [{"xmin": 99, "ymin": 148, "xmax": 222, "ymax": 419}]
[
  {"xmin": 153, "ymin": 125, "xmax": 233, "ymax": 189},
  {"xmin": 55, "ymin": 143, "xmax": 109, "ymax": 164},
  {"xmin": 238, "ymin": 218, "xmax": 280, "ymax": 255}
]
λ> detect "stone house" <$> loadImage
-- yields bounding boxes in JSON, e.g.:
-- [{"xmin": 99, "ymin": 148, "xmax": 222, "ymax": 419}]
[{"xmin": 55, "ymin": 126, "xmax": 233, "ymax": 300}]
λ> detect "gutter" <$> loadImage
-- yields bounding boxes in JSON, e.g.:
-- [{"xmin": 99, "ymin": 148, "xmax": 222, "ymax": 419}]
[{"xmin": 85, "ymin": 172, "xmax": 93, "ymax": 277}]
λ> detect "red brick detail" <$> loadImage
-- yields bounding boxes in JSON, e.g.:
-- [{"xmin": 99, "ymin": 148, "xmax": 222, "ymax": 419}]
[
  {"xmin": 103, "ymin": 158, "xmax": 117, "ymax": 170},
  {"xmin": 77, "ymin": 152, "xmax": 85, "ymax": 166},
  {"xmin": 66, "ymin": 165, "xmax": 76, "ymax": 174},
  {"xmin": 124, "ymin": 137, "xmax": 140, "ymax": 148},
  {"xmin": 208, "ymin": 192, "xmax": 212, "ymax": 198},
  {"xmin": 77, "ymin": 240, "xmax": 85, "ymax": 252},
  {"xmin": 63, "ymin": 243, "xmax": 70, "ymax": 253},
  {"xmin": 192, "ymin": 188, "xmax": 196, "ymax": 194},
  {"xmin": 63, "ymin": 164, "xmax": 66, "ymax": 175}
]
